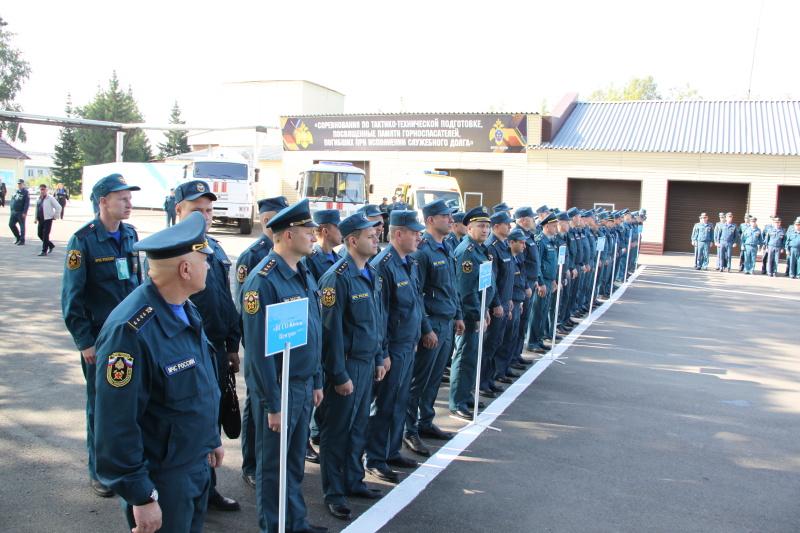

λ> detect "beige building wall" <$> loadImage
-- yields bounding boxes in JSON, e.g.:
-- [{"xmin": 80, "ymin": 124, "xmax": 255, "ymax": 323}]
[{"xmin": 0, "ymin": 158, "xmax": 26, "ymax": 182}]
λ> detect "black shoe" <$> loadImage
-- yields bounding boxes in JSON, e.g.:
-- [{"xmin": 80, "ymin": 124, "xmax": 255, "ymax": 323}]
[
  {"xmin": 387, "ymin": 455, "xmax": 418, "ymax": 468},
  {"xmin": 366, "ymin": 465, "xmax": 399, "ymax": 483},
  {"xmin": 441, "ymin": 374, "xmax": 450, "ymax": 384},
  {"xmin": 505, "ymin": 371, "xmax": 521, "ymax": 378},
  {"xmin": 450, "ymin": 408, "xmax": 474, "ymax": 420},
  {"xmin": 347, "ymin": 487, "xmax": 384, "ymax": 499},
  {"xmin": 518, "ymin": 358, "xmax": 534, "ymax": 365},
  {"xmin": 328, "ymin": 503, "xmax": 353, "ymax": 520},
  {"xmin": 403, "ymin": 435, "xmax": 432, "ymax": 457},
  {"xmin": 495, "ymin": 375, "xmax": 513, "ymax": 384},
  {"xmin": 418, "ymin": 424, "xmax": 454, "ymax": 440},
  {"xmin": 13, "ymin": 238, "xmax": 19, "ymax": 244},
  {"xmin": 242, "ymin": 473, "xmax": 256, "ymax": 488},
  {"xmin": 16, "ymin": 241, "xmax": 24, "ymax": 245},
  {"xmin": 532, "ymin": 347, "xmax": 548, "ymax": 354},
  {"xmin": 556, "ymin": 327, "xmax": 570, "ymax": 335},
  {"xmin": 38, "ymin": 251, "xmax": 48, "ymax": 256},
  {"xmin": 479, "ymin": 388, "xmax": 497, "ymax": 398},
  {"xmin": 305, "ymin": 442, "xmax": 320, "ymax": 464},
  {"xmin": 510, "ymin": 363, "xmax": 526, "ymax": 370},
  {"xmin": 466, "ymin": 399, "xmax": 485, "ymax": 409},
  {"xmin": 91, "ymin": 478, "xmax": 114, "ymax": 498},
  {"xmin": 48, "ymin": 243, "xmax": 55, "ymax": 253},
  {"xmin": 290, "ymin": 525, "xmax": 330, "ymax": 533},
  {"xmin": 488, "ymin": 382, "xmax": 505, "ymax": 392},
  {"xmin": 310, "ymin": 435, "xmax": 320, "ymax": 446},
  {"xmin": 207, "ymin": 492, "xmax": 241, "ymax": 511}
]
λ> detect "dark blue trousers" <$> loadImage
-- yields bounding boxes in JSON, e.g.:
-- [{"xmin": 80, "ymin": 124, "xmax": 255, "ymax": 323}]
[
  {"xmin": 406, "ymin": 316, "xmax": 453, "ymax": 437},
  {"xmin": 450, "ymin": 320, "xmax": 480, "ymax": 411}
]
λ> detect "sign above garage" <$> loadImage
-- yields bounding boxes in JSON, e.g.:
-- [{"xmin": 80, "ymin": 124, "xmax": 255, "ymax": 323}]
[{"xmin": 281, "ymin": 114, "xmax": 529, "ymax": 153}]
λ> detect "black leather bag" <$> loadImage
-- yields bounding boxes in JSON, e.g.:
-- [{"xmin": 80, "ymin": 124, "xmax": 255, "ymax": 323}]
[{"xmin": 221, "ymin": 368, "xmax": 241, "ymax": 439}]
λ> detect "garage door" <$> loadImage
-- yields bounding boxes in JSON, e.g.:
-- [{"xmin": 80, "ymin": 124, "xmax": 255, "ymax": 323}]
[
  {"xmin": 664, "ymin": 181, "xmax": 750, "ymax": 253},
  {"xmin": 567, "ymin": 178, "xmax": 642, "ymax": 213},
  {"xmin": 777, "ymin": 186, "xmax": 800, "ymax": 225},
  {"xmin": 439, "ymin": 169, "xmax": 503, "ymax": 211}
]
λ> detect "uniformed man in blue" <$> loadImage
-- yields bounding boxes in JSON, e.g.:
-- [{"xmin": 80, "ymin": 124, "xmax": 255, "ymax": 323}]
[
  {"xmin": 163, "ymin": 188, "xmax": 177, "ymax": 227},
  {"xmin": 512, "ymin": 207, "xmax": 538, "ymax": 367},
  {"xmin": 365, "ymin": 210, "xmax": 425, "ymax": 482},
  {"xmin": 174, "ymin": 180, "xmax": 241, "ymax": 511},
  {"xmin": 691, "ymin": 213, "xmax": 714, "ymax": 270},
  {"xmin": 716, "ymin": 213, "xmax": 738, "ymax": 272},
  {"xmin": 525, "ymin": 213, "xmax": 559, "ymax": 354},
  {"xmin": 94, "ymin": 212, "xmax": 223, "ymax": 533},
  {"xmin": 786, "ymin": 218, "xmax": 800, "ymax": 278},
  {"xmin": 493, "ymin": 228, "xmax": 529, "ymax": 380},
  {"xmin": 741, "ymin": 217, "xmax": 763, "ymax": 275},
  {"xmin": 450, "ymin": 206, "xmax": 495, "ymax": 419},
  {"xmin": 235, "ymin": 196, "xmax": 289, "ymax": 488},
  {"xmin": 450, "ymin": 211, "xmax": 467, "ymax": 244},
  {"xmin": 240, "ymin": 199, "xmax": 327, "ymax": 533},
  {"xmin": 403, "ymin": 200, "xmax": 464, "ymax": 458},
  {"xmin": 61, "ymin": 173, "xmax": 141, "ymax": 498},
  {"xmin": 737, "ymin": 214, "xmax": 752, "ymax": 271},
  {"xmin": 357, "ymin": 204, "xmax": 386, "ymax": 256},
  {"xmin": 480, "ymin": 210, "xmax": 515, "ymax": 396},
  {"xmin": 763, "ymin": 216, "xmax": 787, "ymax": 277},
  {"xmin": 304, "ymin": 209, "xmax": 343, "ymax": 282},
  {"xmin": 713, "ymin": 212, "xmax": 726, "ymax": 269},
  {"xmin": 9, "ymin": 179, "xmax": 30, "ymax": 245},
  {"xmin": 318, "ymin": 213, "xmax": 386, "ymax": 521}
]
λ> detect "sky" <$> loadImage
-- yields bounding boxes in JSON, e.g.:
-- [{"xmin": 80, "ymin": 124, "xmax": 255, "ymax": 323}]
[{"xmin": 3, "ymin": 0, "xmax": 800, "ymax": 153}]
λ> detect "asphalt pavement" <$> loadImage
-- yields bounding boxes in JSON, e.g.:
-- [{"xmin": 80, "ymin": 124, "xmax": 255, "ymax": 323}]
[{"xmin": 1, "ymin": 202, "xmax": 798, "ymax": 533}]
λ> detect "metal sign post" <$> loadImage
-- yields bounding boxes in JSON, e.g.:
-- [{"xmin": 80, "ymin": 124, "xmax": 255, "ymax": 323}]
[
  {"xmin": 610, "ymin": 242, "xmax": 619, "ymax": 294},
  {"xmin": 623, "ymin": 232, "xmax": 633, "ymax": 284},
  {"xmin": 636, "ymin": 225, "xmax": 643, "ymax": 269},
  {"xmin": 540, "ymin": 246, "xmax": 567, "ymax": 364},
  {"xmin": 264, "ymin": 298, "xmax": 309, "ymax": 533},
  {"xmin": 588, "ymin": 237, "xmax": 605, "ymax": 324}
]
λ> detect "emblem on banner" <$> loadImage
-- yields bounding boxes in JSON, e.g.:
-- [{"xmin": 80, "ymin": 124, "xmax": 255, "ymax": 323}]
[
  {"xmin": 295, "ymin": 122, "xmax": 314, "ymax": 149},
  {"xmin": 244, "ymin": 291, "xmax": 260, "ymax": 315},
  {"xmin": 322, "ymin": 287, "xmax": 336, "ymax": 307},
  {"xmin": 107, "ymin": 353, "xmax": 134, "ymax": 387}
]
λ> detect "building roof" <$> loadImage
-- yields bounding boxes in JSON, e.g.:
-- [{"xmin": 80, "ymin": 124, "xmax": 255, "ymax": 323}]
[
  {"xmin": 0, "ymin": 138, "xmax": 30, "ymax": 160},
  {"xmin": 166, "ymin": 145, "xmax": 283, "ymax": 161},
  {"xmin": 536, "ymin": 100, "xmax": 800, "ymax": 156}
]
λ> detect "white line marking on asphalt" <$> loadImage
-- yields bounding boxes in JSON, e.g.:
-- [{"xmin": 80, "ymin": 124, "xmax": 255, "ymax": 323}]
[
  {"xmin": 636, "ymin": 279, "xmax": 800, "ymax": 301},
  {"xmin": 341, "ymin": 267, "xmax": 645, "ymax": 533}
]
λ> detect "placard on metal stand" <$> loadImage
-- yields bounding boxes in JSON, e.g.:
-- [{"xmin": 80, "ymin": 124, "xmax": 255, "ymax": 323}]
[
  {"xmin": 264, "ymin": 298, "xmax": 309, "ymax": 533},
  {"xmin": 538, "ymin": 245, "xmax": 567, "ymax": 364},
  {"xmin": 611, "ymin": 242, "xmax": 619, "ymax": 294},
  {"xmin": 623, "ymin": 233, "xmax": 633, "ymax": 284},
  {"xmin": 588, "ymin": 236, "xmax": 605, "ymax": 325}
]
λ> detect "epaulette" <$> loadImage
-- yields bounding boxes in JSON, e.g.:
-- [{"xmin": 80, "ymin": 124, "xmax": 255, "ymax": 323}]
[
  {"xmin": 466, "ymin": 243, "xmax": 475, "ymax": 251},
  {"xmin": 309, "ymin": 249, "xmax": 318, "ymax": 256},
  {"xmin": 126, "ymin": 305, "xmax": 155, "ymax": 333},
  {"xmin": 490, "ymin": 240, "xmax": 499, "ymax": 247},
  {"xmin": 534, "ymin": 234, "xmax": 544, "ymax": 243},
  {"xmin": 257, "ymin": 259, "xmax": 277, "ymax": 277},
  {"xmin": 75, "ymin": 223, "xmax": 97, "ymax": 239},
  {"xmin": 417, "ymin": 238, "xmax": 428, "ymax": 249},
  {"xmin": 335, "ymin": 261, "xmax": 349, "ymax": 275},
  {"xmin": 380, "ymin": 253, "xmax": 393, "ymax": 265},
  {"xmin": 123, "ymin": 222, "xmax": 137, "ymax": 230},
  {"xmin": 251, "ymin": 239, "xmax": 268, "ymax": 252}
]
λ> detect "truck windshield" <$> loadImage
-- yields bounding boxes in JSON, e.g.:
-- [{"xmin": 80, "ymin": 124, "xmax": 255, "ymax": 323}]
[
  {"xmin": 193, "ymin": 162, "xmax": 248, "ymax": 180},
  {"xmin": 305, "ymin": 171, "xmax": 365, "ymax": 203},
  {"xmin": 416, "ymin": 190, "xmax": 461, "ymax": 209}
]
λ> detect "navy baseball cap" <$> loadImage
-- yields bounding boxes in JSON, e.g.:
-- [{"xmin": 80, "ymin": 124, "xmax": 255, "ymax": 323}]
[
  {"xmin": 17, "ymin": 178, "xmax": 25, "ymax": 184},
  {"xmin": 266, "ymin": 199, "xmax": 318, "ymax": 232},
  {"xmin": 389, "ymin": 210, "xmax": 425, "ymax": 231},
  {"xmin": 258, "ymin": 196, "xmax": 289, "ymax": 214},
  {"xmin": 566, "ymin": 207, "xmax": 581, "ymax": 218},
  {"xmin": 490, "ymin": 211, "xmax": 514, "ymax": 225},
  {"xmin": 556, "ymin": 212, "xmax": 571, "ymax": 222},
  {"xmin": 452, "ymin": 212, "xmax": 466, "ymax": 223},
  {"xmin": 357, "ymin": 204, "xmax": 383, "ymax": 218},
  {"xmin": 508, "ymin": 228, "xmax": 527, "ymax": 241},
  {"xmin": 134, "ymin": 212, "xmax": 212, "ymax": 260},
  {"xmin": 514, "ymin": 207, "xmax": 534, "ymax": 219},
  {"xmin": 175, "ymin": 180, "xmax": 217, "ymax": 203},
  {"xmin": 339, "ymin": 212, "xmax": 380, "ymax": 237},
  {"xmin": 493, "ymin": 202, "xmax": 512, "ymax": 213},
  {"xmin": 463, "ymin": 206, "xmax": 492, "ymax": 225},
  {"xmin": 92, "ymin": 173, "xmax": 141, "ymax": 199},
  {"xmin": 313, "ymin": 209, "xmax": 341, "ymax": 226},
  {"xmin": 535, "ymin": 205, "xmax": 550, "ymax": 214},
  {"xmin": 422, "ymin": 199, "xmax": 456, "ymax": 219}
]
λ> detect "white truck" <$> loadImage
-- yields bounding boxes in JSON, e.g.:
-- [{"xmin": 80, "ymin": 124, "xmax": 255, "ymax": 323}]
[
  {"xmin": 296, "ymin": 161, "xmax": 373, "ymax": 218},
  {"xmin": 394, "ymin": 171, "xmax": 464, "ymax": 217}
]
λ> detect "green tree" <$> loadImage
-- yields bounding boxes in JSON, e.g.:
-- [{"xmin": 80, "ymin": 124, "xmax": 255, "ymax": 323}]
[
  {"xmin": 157, "ymin": 101, "xmax": 190, "ymax": 158},
  {"xmin": 589, "ymin": 76, "xmax": 662, "ymax": 101},
  {"xmin": 77, "ymin": 71, "xmax": 153, "ymax": 165},
  {"xmin": 52, "ymin": 94, "xmax": 84, "ymax": 193},
  {"xmin": 0, "ymin": 16, "xmax": 32, "ymax": 142}
]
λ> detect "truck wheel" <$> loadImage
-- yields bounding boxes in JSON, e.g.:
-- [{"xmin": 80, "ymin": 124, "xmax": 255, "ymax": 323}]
[{"xmin": 240, "ymin": 217, "xmax": 253, "ymax": 235}]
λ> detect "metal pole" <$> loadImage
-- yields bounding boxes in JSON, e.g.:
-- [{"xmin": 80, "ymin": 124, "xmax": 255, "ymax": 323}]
[
  {"xmin": 278, "ymin": 342, "xmax": 291, "ymax": 533},
  {"xmin": 551, "ymin": 262, "xmax": 564, "ymax": 348},
  {"xmin": 611, "ymin": 242, "xmax": 618, "ymax": 294},
  {"xmin": 115, "ymin": 131, "xmax": 125, "ymax": 162},
  {"xmin": 588, "ymin": 249, "xmax": 602, "ymax": 322},
  {"xmin": 623, "ymin": 233, "xmax": 633, "ymax": 284},
  {"xmin": 472, "ymin": 287, "xmax": 487, "ymax": 423}
]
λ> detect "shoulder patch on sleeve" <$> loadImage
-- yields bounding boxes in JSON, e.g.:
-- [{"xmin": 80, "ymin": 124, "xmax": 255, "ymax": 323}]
[
  {"xmin": 75, "ymin": 223, "xmax": 96, "ymax": 238},
  {"xmin": 335, "ymin": 261, "xmax": 349, "ymax": 275},
  {"xmin": 106, "ymin": 353, "xmax": 134, "ymax": 387},
  {"xmin": 126, "ymin": 305, "xmax": 155, "ymax": 333},
  {"xmin": 380, "ymin": 253, "xmax": 393, "ymax": 265},
  {"xmin": 236, "ymin": 264, "xmax": 249, "ymax": 283},
  {"xmin": 257, "ymin": 259, "xmax": 277, "ymax": 277}
]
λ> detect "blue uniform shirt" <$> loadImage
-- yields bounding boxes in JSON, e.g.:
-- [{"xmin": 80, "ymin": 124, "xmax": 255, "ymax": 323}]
[
  {"xmin": 520, "ymin": 228, "xmax": 541, "ymax": 289},
  {"xmin": 411, "ymin": 231, "xmax": 463, "ymax": 334},
  {"xmin": 741, "ymin": 226, "xmax": 763, "ymax": 247},
  {"xmin": 718, "ymin": 223, "xmax": 738, "ymax": 245},
  {"xmin": 303, "ymin": 243, "xmax": 338, "ymax": 282},
  {"xmin": 454, "ymin": 234, "xmax": 495, "ymax": 322},
  {"xmin": 486, "ymin": 232, "xmax": 514, "ymax": 311},
  {"xmin": 191, "ymin": 237, "xmax": 241, "ymax": 353},
  {"xmin": 372, "ymin": 243, "xmax": 424, "ymax": 356},
  {"xmin": 62, "ymin": 219, "xmax": 142, "ymax": 350},
  {"xmin": 94, "ymin": 278, "xmax": 221, "ymax": 506},
  {"xmin": 536, "ymin": 233, "xmax": 559, "ymax": 284},
  {"xmin": 241, "ymin": 251, "xmax": 323, "ymax": 414},
  {"xmin": 764, "ymin": 226, "xmax": 787, "ymax": 249},
  {"xmin": 692, "ymin": 222, "xmax": 714, "ymax": 243},
  {"xmin": 10, "ymin": 187, "xmax": 29, "ymax": 213}
]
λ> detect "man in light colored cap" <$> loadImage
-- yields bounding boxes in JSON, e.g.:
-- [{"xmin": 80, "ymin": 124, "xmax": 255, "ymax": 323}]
[
  {"xmin": 174, "ymin": 179, "xmax": 242, "ymax": 511},
  {"xmin": 691, "ymin": 213, "xmax": 713, "ymax": 270},
  {"xmin": 94, "ymin": 211, "xmax": 222, "ymax": 533},
  {"xmin": 61, "ymin": 172, "xmax": 142, "ymax": 498},
  {"xmin": 318, "ymin": 212, "xmax": 385, "ymax": 520},
  {"xmin": 365, "ymin": 210, "xmax": 426, "ymax": 484},
  {"xmin": 740, "ymin": 216, "xmax": 762, "ymax": 275}
]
